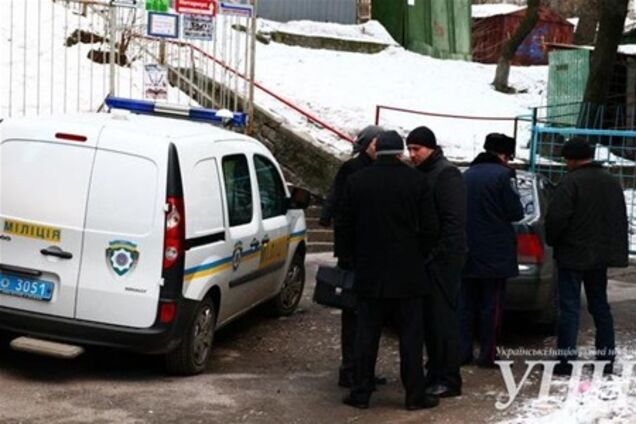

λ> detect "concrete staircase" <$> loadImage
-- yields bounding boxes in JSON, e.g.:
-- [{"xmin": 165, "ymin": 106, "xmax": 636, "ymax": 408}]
[{"xmin": 305, "ymin": 205, "xmax": 334, "ymax": 253}]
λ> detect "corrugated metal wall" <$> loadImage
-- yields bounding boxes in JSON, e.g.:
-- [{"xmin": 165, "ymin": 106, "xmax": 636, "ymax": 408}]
[{"xmin": 257, "ymin": 0, "xmax": 357, "ymax": 24}]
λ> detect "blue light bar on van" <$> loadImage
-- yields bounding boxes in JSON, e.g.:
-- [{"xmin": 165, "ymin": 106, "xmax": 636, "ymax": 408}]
[{"xmin": 104, "ymin": 96, "xmax": 247, "ymax": 127}]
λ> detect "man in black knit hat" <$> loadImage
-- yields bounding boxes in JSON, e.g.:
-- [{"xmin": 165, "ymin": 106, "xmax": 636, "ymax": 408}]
[
  {"xmin": 338, "ymin": 130, "xmax": 440, "ymax": 410},
  {"xmin": 406, "ymin": 126, "xmax": 466, "ymax": 398},
  {"xmin": 546, "ymin": 137, "xmax": 628, "ymax": 376}
]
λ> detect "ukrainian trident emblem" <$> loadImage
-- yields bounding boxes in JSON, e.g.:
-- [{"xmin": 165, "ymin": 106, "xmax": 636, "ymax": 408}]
[{"xmin": 106, "ymin": 241, "xmax": 140, "ymax": 277}]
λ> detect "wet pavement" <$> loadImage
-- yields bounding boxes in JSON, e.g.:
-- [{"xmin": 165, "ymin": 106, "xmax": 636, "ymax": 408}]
[{"xmin": 1, "ymin": 254, "xmax": 635, "ymax": 423}]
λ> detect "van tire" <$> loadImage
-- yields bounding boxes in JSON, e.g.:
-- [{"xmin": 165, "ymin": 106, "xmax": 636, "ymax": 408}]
[
  {"xmin": 265, "ymin": 252, "xmax": 305, "ymax": 317},
  {"xmin": 165, "ymin": 298, "xmax": 216, "ymax": 376}
]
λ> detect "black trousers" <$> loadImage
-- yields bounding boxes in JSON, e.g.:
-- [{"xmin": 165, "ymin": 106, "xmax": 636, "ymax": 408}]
[
  {"xmin": 340, "ymin": 308, "xmax": 357, "ymax": 380},
  {"xmin": 351, "ymin": 297, "xmax": 426, "ymax": 405},
  {"xmin": 459, "ymin": 278, "xmax": 506, "ymax": 364},
  {"xmin": 424, "ymin": 270, "xmax": 462, "ymax": 390}
]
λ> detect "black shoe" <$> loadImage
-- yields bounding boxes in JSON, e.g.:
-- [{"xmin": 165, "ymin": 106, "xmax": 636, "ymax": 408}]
[
  {"xmin": 553, "ymin": 363, "xmax": 573, "ymax": 377},
  {"xmin": 405, "ymin": 395, "xmax": 440, "ymax": 411},
  {"xmin": 342, "ymin": 395, "xmax": 369, "ymax": 409},
  {"xmin": 425, "ymin": 384, "xmax": 461, "ymax": 398}
]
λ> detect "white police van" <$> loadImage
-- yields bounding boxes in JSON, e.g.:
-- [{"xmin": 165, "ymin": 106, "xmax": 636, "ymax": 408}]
[{"xmin": 0, "ymin": 97, "xmax": 309, "ymax": 375}]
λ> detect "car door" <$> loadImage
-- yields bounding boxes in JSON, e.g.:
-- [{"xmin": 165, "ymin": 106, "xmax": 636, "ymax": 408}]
[
  {"xmin": 253, "ymin": 154, "xmax": 291, "ymax": 297},
  {"xmin": 220, "ymin": 152, "xmax": 264, "ymax": 312},
  {"xmin": 0, "ymin": 127, "xmax": 100, "ymax": 319}
]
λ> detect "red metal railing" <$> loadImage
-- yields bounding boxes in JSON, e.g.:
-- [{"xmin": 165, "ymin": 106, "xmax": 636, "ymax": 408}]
[
  {"xmin": 375, "ymin": 104, "xmax": 521, "ymax": 140},
  {"xmin": 134, "ymin": 34, "xmax": 354, "ymax": 143}
]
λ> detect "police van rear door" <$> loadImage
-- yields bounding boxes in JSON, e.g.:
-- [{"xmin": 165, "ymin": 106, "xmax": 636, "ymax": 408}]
[
  {"xmin": 74, "ymin": 125, "xmax": 167, "ymax": 328},
  {"xmin": 0, "ymin": 118, "xmax": 102, "ymax": 318}
]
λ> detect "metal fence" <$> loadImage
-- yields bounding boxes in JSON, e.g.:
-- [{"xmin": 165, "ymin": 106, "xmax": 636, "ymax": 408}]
[
  {"xmin": 1, "ymin": 0, "xmax": 256, "ymax": 122},
  {"xmin": 529, "ymin": 111, "xmax": 636, "ymax": 254},
  {"xmin": 257, "ymin": 0, "xmax": 356, "ymax": 24}
]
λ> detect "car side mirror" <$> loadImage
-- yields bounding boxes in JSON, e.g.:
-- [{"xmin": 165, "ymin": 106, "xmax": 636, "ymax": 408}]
[{"xmin": 287, "ymin": 186, "xmax": 311, "ymax": 210}]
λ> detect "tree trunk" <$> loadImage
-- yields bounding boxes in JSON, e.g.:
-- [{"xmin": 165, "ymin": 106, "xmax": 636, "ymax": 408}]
[
  {"xmin": 573, "ymin": 0, "xmax": 600, "ymax": 45},
  {"xmin": 493, "ymin": 0, "xmax": 541, "ymax": 93},
  {"xmin": 583, "ymin": 0, "xmax": 628, "ymax": 106}
]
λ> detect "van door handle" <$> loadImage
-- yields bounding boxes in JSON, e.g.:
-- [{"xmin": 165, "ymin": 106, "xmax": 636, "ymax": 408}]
[{"xmin": 40, "ymin": 247, "xmax": 73, "ymax": 260}]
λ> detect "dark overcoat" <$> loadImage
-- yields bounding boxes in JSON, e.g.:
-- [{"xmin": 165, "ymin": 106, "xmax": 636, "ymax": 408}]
[
  {"xmin": 337, "ymin": 156, "xmax": 439, "ymax": 299},
  {"xmin": 320, "ymin": 152, "xmax": 374, "ymax": 258},
  {"xmin": 546, "ymin": 162, "xmax": 628, "ymax": 270},
  {"xmin": 416, "ymin": 149, "xmax": 467, "ymax": 303},
  {"xmin": 463, "ymin": 152, "xmax": 524, "ymax": 279}
]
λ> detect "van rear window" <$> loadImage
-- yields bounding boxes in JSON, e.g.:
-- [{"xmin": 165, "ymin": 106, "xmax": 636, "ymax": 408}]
[
  {"xmin": 0, "ymin": 140, "xmax": 95, "ymax": 229},
  {"xmin": 84, "ymin": 150, "xmax": 158, "ymax": 235}
]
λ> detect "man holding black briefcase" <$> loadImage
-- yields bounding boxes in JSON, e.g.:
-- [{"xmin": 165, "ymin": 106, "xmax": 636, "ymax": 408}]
[
  {"xmin": 319, "ymin": 125, "xmax": 384, "ymax": 388},
  {"xmin": 337, "ymin": 131, "xmax": 440, "ymax": 410}
]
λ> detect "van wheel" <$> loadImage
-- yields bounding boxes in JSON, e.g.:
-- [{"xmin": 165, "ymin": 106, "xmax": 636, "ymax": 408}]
[
  {"xmin": 165, "ymin": 299, "xmax": 216, "ymax": 376},
  {"xmin": 266, "ymin": 252, "xmax": 305, "ymax": 317}
]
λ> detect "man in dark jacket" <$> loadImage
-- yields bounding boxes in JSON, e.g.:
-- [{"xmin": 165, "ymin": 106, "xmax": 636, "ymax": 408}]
[
  {"xmin": 546, "ymin": 137, "xmax": 628, "ymax": 376},
  {"xmin": 319, "ymin": 125, "xmax": 384, "ymax": 388},
  {"xmin": 406, "ymin": 126, "xmax": 466, "ymax": 398},
  {"xmin": 338, "ymin": 131, "xmax": 440, "ymax": 410},
  {"xmin": 460, "ymin": 133, "xmax": 524, "ymax": 368}
]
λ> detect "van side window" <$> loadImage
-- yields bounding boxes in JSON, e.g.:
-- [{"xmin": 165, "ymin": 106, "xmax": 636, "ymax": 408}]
[
  {"xmin": 254, "ymin": 155, "xmax": 286, "ymax": 219},
  {"xmin": 222, "ymin": 155, "xmax": 253, "ymax": 226}
]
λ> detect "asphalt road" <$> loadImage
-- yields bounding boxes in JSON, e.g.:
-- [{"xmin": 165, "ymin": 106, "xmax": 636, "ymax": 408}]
[{"xmin": 1, "ymin": 254, "xmax": 636, "ymax": 424}]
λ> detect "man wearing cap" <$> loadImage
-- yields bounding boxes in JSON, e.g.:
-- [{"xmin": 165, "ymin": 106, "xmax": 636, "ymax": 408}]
[
  {"xmin": 460, "ymin": 133, "xmax": 524, "ymax": 368},
  {"xmin": 338, "ymin": 131, "xmax": 440, "ymax": 410},
  {"xmin": 546, "ymin": 137, "xmax": 628, "ymax": 376},
  {"xmin": 319, "ymin": 125, "xmax": 384, "ymax": 388},
  {"xmin": 406, "ymin": 126, "xmax": 466, "ymax": 398}
]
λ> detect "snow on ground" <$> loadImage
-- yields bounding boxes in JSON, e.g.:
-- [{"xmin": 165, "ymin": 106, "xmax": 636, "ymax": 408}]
[
  {"xmin": 497, "ymin": 332, "xmax": 636, "ymax": 424},
  {"xmin": 251, "ymin": 31, "xmax": 546, "ymax": 159},
  {"xmin": 257, "ymin": 18, "xmax": 398, "ymax": 46}
]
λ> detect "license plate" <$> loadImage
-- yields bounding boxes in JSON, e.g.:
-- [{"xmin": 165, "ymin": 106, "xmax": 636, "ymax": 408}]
[{"xmin": 0, "ymin": 272, "xmax": 55, "ymax": 301}]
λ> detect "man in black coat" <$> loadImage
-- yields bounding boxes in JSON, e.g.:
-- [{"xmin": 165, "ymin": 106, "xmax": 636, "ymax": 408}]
[
  {"xmin": 460, "ymin": 134, "xmax": 524, "ymax": 368},
  {"xmin": 337, "ymin": 130, "xmax": 440, "ymax": 410},
  {"xmin": 319, "ymin": 125, "xmax": 384, "ymax": 388},
  {"xmin": 406, "ymin": 126, "xmax": 466, "ymax": 398},
  {"xmin": 546, "ymin": 137, "xmax": 628, "ymax": 376}
]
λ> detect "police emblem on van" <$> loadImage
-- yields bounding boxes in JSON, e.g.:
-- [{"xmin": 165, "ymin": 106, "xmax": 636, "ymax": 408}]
[
  {"xmin": 232, "ymin": 241, "xmax": 243, "ymax": 271},
  {"xmin": 106, "ymin": 241, "xmax": 140, "ymax": 277}
]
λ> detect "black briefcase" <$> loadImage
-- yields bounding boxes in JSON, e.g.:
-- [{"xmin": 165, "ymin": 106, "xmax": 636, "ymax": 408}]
[{"xmin": 313, "ymin": 265, "xmax": 357, "ymax": 310}]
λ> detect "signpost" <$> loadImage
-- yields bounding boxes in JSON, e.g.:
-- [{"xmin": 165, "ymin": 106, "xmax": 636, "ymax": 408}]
[{"xmin": 175, "ymin": 0, "xmax": 218, "ymax": 16}]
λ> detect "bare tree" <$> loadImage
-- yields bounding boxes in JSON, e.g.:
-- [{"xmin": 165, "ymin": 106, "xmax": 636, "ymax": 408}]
[
  {"xmin": 574, "ymin": 0, "xmax": 600, "ymax": 45},
  {"xmin": 492, "ymin": 0, "xmax": 540, "ymax": 93},
  {"xmin": 583, "ymin": 0, "xmax": 628, "ymax": 106}
]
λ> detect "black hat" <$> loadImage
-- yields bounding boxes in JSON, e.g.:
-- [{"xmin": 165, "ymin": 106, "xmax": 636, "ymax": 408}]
[
  {"xmin": 484, "ymin": 133, "xmax": 516, "ymax": 157},
  {"xmin": 562, "ymin": 137, "xmax": 594, "ymax": 160},
  {"xmin": 353, "ymin": 125, "xmax": 384, "ymax": 154},
  {"xmin": 406, "ymin": 126, "xmax": 437, "ymax": 149},
  {"xmin": 375, "ymin": 130, "xmax": 404, "ymax": 156}
]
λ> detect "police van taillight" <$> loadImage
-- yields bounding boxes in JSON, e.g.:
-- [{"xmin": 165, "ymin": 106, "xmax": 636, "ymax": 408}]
[{"xmin": 163, "ymin": 196, "xmax": 185, "ymax": 269}]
